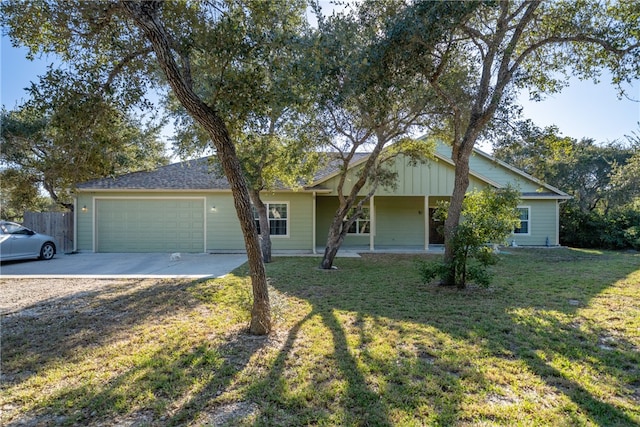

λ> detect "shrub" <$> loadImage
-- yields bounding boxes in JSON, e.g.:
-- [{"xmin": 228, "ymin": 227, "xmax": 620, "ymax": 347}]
[{"xmin": 421, "ymin": 186, "xmax": 520, "ymax": 288}]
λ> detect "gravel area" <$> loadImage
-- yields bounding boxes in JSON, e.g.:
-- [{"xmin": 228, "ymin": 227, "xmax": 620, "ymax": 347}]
[
  {"xmin": 1, "ymin": 277, "xmax": 278, "ymax": 426},
  {"xmin": 0, "ymin": 278, "xmax": 124, "ymax": 315}
]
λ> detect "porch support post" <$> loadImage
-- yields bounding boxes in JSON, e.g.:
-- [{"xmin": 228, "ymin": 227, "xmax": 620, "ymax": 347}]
[
  {"xmin": 312, "ymin": 192, "xmax": 317, "ymax": 254},
  {"xmin": 369, "ymin": 195, "xmax": 375, "ymax": 251},
  {"xmin": 555, "ymin": 200, "xmax": 560, "ymax": 246},
  {"xmin": 424, "ymin": 195, "xmax": 429, "ymax": 251},
  {"xmin": 73, "ymin": 197, "xmax": 78, "ymax": 253}
]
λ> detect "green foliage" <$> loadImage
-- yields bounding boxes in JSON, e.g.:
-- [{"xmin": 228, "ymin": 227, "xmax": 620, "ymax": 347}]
[
  {"xmin": 1, "ymin": 73, "xmax": 167, "ymax": 211},
  {"xmin": 495, "ymin": 122, "xmax": 640, "ymax": 249},
  {"xmin": 380, "ymin": 0, "xmax": 640, "ymax": 270},
  {"xmin": 0, "ymin": 169, "xmax": 53, "ymax": 221},
  {"xmin": 624, "ymin": 226, "xmax": 640, "ymax": 251},
  {"xmin": 560, "ymin": 201, "xmax": 640, "ymax": 250},
  {"xmin": 420, "ymin": 186, "xmax": 521, "ymax": 288}
]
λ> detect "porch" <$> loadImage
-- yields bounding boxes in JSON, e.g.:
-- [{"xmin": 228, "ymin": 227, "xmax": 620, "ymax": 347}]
[{"xmin": 314, "ymin": 195, "xmax": 449, "ymax": 252}]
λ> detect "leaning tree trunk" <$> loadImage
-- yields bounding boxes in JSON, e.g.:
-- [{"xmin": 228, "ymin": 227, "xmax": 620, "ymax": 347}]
[
  {"xmin": 320, "ymin": 208, "xmax": 351, "ymax": 269},
  {"xmin": 122, "ymin": 1, "xmax": 270, "ymax": 334},
  {"xmin": 249, "ymin": 189, "xmax": 272, "ymax": 263}
]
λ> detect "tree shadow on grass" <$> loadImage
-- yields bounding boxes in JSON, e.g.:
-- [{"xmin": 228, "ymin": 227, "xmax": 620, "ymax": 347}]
[
  {"xmin": 1, "ymin": 277, "xmax": 267, "ymax": 426},
  {"xmin": 243, "ymin": 309, "xmax": 394, "ymax": 426},
  {"xmin": 2, "ymin": 279, "xmax": 197, "ymax": 385},
  {"xmin": 265, "ymin": 249, "xmax": 639, "ymax": 425}
]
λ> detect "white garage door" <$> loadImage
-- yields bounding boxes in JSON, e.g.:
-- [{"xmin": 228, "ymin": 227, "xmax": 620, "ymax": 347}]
[{"xmin": 96, "ymin": 199, "xmax": 205, "ymax": 253}]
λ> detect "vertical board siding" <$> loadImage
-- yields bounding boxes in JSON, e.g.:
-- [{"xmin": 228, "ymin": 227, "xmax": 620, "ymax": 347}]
[
  {"xmin": 321, "ymin": 155, "xmax": 492, "ymax": 197},
  {"xmin": 375, "ymin": 197, "xmax": 425, "ymax": 246},
  {"xmin": 23, "ymin": 211, "xmax": 74, "ymax": 254}
]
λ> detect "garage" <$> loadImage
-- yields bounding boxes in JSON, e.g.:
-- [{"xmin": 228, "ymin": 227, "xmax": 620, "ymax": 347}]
[{"xmin": 95, "ymin": 198, "xmax": 205, "ymax": 253}]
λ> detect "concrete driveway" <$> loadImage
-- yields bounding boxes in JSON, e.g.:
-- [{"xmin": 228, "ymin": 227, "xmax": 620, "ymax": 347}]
[{"xmin": 0, "ymin": 252, "xmax": 248, "ymax": 279}]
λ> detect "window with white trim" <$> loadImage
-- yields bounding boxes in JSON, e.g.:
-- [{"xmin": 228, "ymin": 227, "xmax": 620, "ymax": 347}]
[
  {"xmin": 345, "ymin": 206, "xmax": 370, "ymax": 235},
  {"xmin": 252, "ymin": 202, "xmax": 288, "ymax": 236},
  {"xmin": 514, "ymin": 207, "xmax": 530, "ymax": 235}
]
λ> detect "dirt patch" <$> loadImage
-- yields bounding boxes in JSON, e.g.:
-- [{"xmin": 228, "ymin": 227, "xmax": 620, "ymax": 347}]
[
  {"xmin": 0, "ymin": 278, "xmax": 135, "ymax": 315},
  {"xmin": 1, "ymin": 277, "xmax": 195, "ymax": 426}
]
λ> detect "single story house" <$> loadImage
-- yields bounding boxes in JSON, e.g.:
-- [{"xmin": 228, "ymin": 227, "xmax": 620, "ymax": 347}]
[{"xmin": 74, "ymin": 141, "xmax": 571, "ymax": 253}]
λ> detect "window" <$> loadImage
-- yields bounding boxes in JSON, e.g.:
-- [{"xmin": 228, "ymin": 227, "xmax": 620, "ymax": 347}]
[
  {"xmin": 253, "ymin": 203, "xmax": 288, "ymax": 236},
  {"xmin": 346, "ymin": 206, "xmax": 370, "ymax": 235},
  {"xmin": 514, "ymin": 207, "xmax": 530, "ymax": 234}
]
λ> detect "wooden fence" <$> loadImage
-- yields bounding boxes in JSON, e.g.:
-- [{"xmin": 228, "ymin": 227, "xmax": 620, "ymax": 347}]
[{"xmin": 23, "ymin": 211, "xmax": 74, "ymax": 254}]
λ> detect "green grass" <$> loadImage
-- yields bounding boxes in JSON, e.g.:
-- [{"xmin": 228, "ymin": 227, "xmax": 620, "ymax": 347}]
[{"xmin": 1, "ymin": 248, "xmax": 639, "ymax": 426}]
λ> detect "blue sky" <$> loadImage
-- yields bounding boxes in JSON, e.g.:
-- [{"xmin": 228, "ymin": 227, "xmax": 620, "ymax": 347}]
[{"xmin": 2, "ymin": 34, "xmax": 639, "ymax": 149}]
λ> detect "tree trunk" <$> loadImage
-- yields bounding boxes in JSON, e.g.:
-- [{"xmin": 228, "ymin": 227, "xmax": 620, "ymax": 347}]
[
  {"xmin": 249, "ymin": 189, "xmax": 272, "ymax": 263},
  {"xmin": 122, "ymin": 1, "xmax": 270, "ymax": 334},
  {"xmin": 442, "ymin": 143, "xmax": 472, "ymax": 287},
  {"xmin": 320, "ymin": 210, "xmax": 349, "ymax": 269}
]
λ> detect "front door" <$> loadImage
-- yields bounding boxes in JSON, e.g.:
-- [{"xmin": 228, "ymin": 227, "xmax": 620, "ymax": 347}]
[{"xmin": 429, "ymin": 208, "xmax": 445, "ymax": 244}]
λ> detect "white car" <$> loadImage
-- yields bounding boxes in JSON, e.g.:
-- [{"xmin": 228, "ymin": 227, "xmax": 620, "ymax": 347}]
[{"xmin": 0, "ymin": 221, "xmax": 57, "ymax": 261}]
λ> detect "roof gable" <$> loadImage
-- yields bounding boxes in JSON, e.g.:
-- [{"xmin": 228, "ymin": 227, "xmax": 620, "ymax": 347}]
[{"xmin": 312, "ymin": 139, "xmax": 570, "ymax": 198}]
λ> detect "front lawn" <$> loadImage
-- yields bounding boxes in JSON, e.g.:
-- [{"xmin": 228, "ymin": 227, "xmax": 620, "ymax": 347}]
[{"xmin": 2, "ymin": 248, "xmax": 639, "ymax": 426}]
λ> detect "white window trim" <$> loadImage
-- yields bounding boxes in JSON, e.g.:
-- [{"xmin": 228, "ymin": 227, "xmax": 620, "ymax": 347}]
[
  {"xmin": 346, "ymin": 206, "xmax": 371, "ymax": 236},
  {"xmin": 514, "ymin": 205, "xmax": 531, "ymax": 236},
  {"xmin": 254, "ymin": 201, "xmax": 290, "ymax": 238}
]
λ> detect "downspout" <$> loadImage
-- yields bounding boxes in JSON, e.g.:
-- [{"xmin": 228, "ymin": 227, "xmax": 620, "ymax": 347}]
[
  {"xmin": 369, "ymin": 195, "xmax": 375, "ymax": 251},
  {"xmin": 92, "ymin": 196, "xmax": 96, "ymax": 252},
  {"xmin": 424, "ymin": 195, "xmax": 429, "ymax": 251},
  {"xmin": 73, "ymin": 197, "xmax": 78, "ymax": 253},
  {"xmin": 312, "ymin": 191, "xmax": 317, "ymax": 254}
]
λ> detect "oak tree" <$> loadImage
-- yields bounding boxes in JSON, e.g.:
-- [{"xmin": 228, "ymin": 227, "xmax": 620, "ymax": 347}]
[
  {"xmin": 308, "ymin": 0, "xmax": 470, "ymax": 269},
  {"xmin": 383, "ymin": 0, "xmax": 640, "ymax": 286},
  {"xmin": 1, "ymin": 0, "xmax": 281, "ymax": 334},
  {"xmin": 1, "ymin": 69, "xmax": 166, "ymax": 212}
]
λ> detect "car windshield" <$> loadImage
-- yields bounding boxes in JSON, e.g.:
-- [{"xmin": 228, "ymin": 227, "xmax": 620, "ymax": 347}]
[{"xmin": 0, "ymin": 222, "xmax": 31, "ymax": 235}]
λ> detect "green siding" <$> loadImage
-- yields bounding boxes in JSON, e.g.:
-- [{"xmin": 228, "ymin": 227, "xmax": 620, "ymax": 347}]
[
  {"xmin": 315, "ymin": 196, "xmax": 425, "ymax": 247},
  {"xmin": 315, "ymin": 196, "xmax": 370, "ymax": 247},
  {"xmin": 509, "ymin": 199, "xmax": 559, "ymax": 246},
  {"xmin": 435, "ymin": 144, "xmax": 542, "ymax": 192},
  {"xmin": 206, "ymin": 194, "xmax": 244, "ymax": 250},
  {"xmin": 320, "ymin": 155, "xmax": 492, "ymax": 197},
  {"xmin": 77, "ymin": 191, "xmax": 314, "ymax": 253},
  {"xmin": 95, "ymin": 198, "xmax": 205, "ymax": 252},
  {"xmin": 375, "ymin": 196, "xmax": 425, "ymax": 246},
  {"xmin": 76, "ymin": 193, "xmax": 94, "ymax": 251},
  {"xmin": 206, "ymin": 192, "xmax": 314, "ymax": 251}
]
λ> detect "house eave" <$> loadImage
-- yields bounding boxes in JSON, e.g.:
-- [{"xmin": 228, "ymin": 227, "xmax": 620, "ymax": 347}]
[
  {"xmin": 471, "ymin": 146, "xmax": 571, "ymax": 197},
  {"xmin": 75, "ymin": 187, "xmax": 329, "ymax": 194},
  {"xmin": 431, "ymin": 151, "xmax": 504, "ymax": 189},
  {"xmin": 520, "ymin": 194, "xmax": 573, "ymax": 200}
]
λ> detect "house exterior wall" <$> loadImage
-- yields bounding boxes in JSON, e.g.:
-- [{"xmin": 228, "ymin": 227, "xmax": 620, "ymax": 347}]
[
  {"xmin": 320, "ymin": 155, "xmax": 494, "ymax": 197},
  {"xmin": 75, "ymin": 145, "xmax": 564, "ymax": 252},
  {"xmin": 375, "ymin": 196, "xmax": 425, "ymax": 246},
  {"xmin": 434, "ymin": 144, "xmax": 542, "ymax": 193},
  {"xmin": 508, "ymin": 199, "xmax": 559, "ymax": 246},
  {"xmin": 315, "ymin": 196, "xmax": 370, "ymax": 247},
  {"xmin": 76, "ymin": 191, "xmax": 314, "ymax": 252}
]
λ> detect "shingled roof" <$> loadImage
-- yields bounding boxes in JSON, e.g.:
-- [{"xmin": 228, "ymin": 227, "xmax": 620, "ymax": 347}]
[
  {"xmin": 77, "ymin": 152, "xmax": 371, "ymax": 191},
  {"xmin": 77, "ymin": 158, "xmax": 232, "ymax": 190}
]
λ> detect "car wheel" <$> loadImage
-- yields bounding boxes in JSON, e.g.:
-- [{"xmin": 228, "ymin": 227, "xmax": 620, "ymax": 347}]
[{"xmin": 40, "ymin": 242, "xmax": 55, "ymax": 260}]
